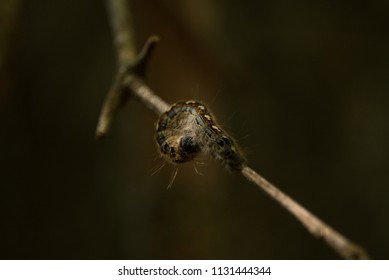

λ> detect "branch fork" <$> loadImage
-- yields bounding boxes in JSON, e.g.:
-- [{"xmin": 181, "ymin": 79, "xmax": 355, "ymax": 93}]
[{"xmin": 95, "ymin": 35, "xmax": 163, "ymax": 139}]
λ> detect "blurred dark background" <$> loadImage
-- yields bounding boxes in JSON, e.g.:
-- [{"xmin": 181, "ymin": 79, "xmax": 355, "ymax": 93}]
[{"xmin": 1, "ymin": 0, "xmax": 388, "ymax": 259}]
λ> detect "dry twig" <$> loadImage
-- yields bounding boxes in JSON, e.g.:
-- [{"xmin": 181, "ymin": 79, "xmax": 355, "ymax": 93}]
[
  {"xmin": 96, "ymin": 0, "xmax": 369, "ymax": 259},
  {"xmin": 241, "ymin": 167, "xmax": 368, "ymax": 259}
]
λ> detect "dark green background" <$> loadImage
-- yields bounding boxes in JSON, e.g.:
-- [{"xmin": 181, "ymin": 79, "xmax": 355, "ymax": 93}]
[{"xmin": 1, "ymin": 0, "xmax": 388, "ymax": 259}]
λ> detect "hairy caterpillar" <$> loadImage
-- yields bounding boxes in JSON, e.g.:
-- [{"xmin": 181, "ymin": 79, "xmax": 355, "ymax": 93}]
[{"xmin": 156, "ymin": 101, "xmax": 246, "ymax": 172}]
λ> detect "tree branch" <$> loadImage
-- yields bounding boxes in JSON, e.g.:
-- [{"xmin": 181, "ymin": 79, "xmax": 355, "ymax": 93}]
[
  {"xmin": 106, "ymin": 0, "xmax": 136, "ymax": 65},
  {"xmin": 241, "ymin": 166, "xmax": 369, "ymax": 259},
  {"xmin": 96, "ymin": 0, "xmax": 369, "ymax": 259},
  {"xmin": 95, "ymin": 0, "xmax": 168, "ymax": 139}
]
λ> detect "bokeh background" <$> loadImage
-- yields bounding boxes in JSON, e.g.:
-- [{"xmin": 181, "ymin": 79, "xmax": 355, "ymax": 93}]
[{"xmin": 1, "ymin": 0, "xmax": 388, "ymax": 259}]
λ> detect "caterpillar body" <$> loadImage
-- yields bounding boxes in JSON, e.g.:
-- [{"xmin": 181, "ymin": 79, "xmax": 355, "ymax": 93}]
[{"xmin": 156, "ymin": 101, "xmax": 246, "ymax": 171}]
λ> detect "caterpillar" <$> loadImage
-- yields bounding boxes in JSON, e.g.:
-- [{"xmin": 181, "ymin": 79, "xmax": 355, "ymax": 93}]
[{"xmin": 156, "ymin": 100, "xmax": 246, "ymax": 171}]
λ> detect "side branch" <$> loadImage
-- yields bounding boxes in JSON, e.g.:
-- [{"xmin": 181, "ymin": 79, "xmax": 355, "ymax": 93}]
[
  {"xmin": 95, "ymin": 66, "xmax": 127, "ymax": 139},
  {"xmin": 96, "ymin": 0, "xmax": 167, "ymax": 138}
]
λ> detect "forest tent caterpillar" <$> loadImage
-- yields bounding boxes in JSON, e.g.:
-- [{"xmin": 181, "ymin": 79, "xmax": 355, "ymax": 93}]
[{"xmin": 156, "ymin": 101, "xmax": 246, "ymax": 172}]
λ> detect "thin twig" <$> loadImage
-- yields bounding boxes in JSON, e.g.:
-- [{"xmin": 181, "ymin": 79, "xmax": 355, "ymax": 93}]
[
  {"xmin": 106, "ymin": 0, "xmax": 136, "ymax": 65},
  {"xmin": 124, "ymin": 75, "xmax": 170, "ymax": 115},
  {"xmin": 96, "ymin": 0, "xmax": 166, "ymax": 138},
  {"xmin": 97, "ymin": 0, "xmax": 369, "ymax": 259},
  {"xmin": 241, "ymin": 166, "xmax": 369, "ymax": 259},
  {"xmin": 95, "ymin": 0, "xmax": 138, "ymax": 138},
  {"xmin": 95, "ymin": 65, "xmax": 127, "ymax": 139}
]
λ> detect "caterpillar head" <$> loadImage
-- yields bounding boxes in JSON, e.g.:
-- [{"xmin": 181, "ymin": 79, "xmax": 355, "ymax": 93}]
[{"xmin": 160, "ymin": 135, "xmax": 200, "ymax": 163}]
